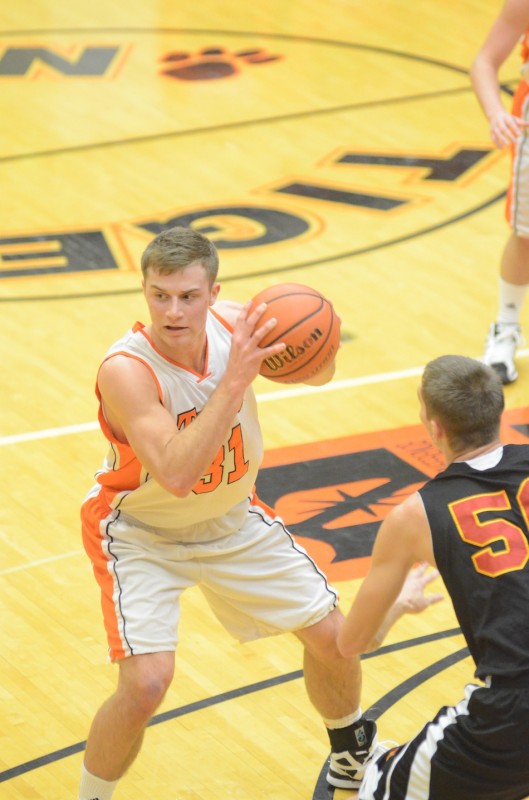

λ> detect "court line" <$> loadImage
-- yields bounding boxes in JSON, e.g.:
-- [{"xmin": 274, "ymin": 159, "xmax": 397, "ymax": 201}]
[
  {"xmin": 3, "ymin": 352, "xmax": 528, "ymax": 447},
  {"xmin": 0, "ymin": 549, "xmax": 85, "ymax": 576},
  {"xmin": 0, "ymin": 31, "xmax": 477, "ymax": 166},
  {"xmin": 4, "ymin": 348, "xmax": 529, "ymax": 446},
  {"xmin": 0, "ymin": 420, "xmax": 100, "ymax": 446},
  {"xmin": 0, "ymin": 627, "xmax": 464, "ymax": 784},
  {"xmin": 0, "ymin": 365, "xmax": 425, "ymax": 447},
  {"xmin": 0, "ymin": 364, "xmax": 425, "ymax": 576},
  {"xmin": 0, "ymin": 86, "xmax": 473, "ymax": 166}
]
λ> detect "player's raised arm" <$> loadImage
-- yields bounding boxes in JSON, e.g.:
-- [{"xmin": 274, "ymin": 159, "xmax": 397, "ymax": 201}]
[{"xmin": 98, "ymin": 301, "xmax": 284, "ymax": 496}]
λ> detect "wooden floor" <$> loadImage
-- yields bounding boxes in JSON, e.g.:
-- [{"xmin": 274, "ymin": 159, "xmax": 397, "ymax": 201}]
[{"xmin": 1, "ymin": 0, "xmax": 528, "ymax": 797}]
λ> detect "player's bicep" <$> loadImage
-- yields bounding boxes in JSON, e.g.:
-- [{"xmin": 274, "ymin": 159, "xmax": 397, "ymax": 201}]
[
  {"xmin": 478, "ymin": 10, "xmax": 529, "ymax": 67},
  {"xmin": 98, "ymin": 357, "xmax": 178, "ymax": 471}
]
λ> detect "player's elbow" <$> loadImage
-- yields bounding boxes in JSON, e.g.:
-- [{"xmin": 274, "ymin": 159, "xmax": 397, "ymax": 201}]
[
  {"xmin": 172, "ymin": 480, "xmax": 198, "ymax": 497},
  {"xmin": 169, "ymin": 483, "xmax": 194, "ymax": 498},
  {"xmin": 159, "ymin": 473, "xmax": 196, "ymax": 498},
  {"xmin": 303, "ymin": 360, "xmax": 336, "ymax": 386}
]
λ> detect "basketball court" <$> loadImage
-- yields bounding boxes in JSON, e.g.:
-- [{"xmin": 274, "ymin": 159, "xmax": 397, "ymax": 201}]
[{"xmin": 1, "ymin": 1, "xmax": 528, "ymax": 797}]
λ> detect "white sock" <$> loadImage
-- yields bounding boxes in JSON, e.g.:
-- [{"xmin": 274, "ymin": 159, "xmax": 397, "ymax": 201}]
[
  {"xmin": 79, "ymin": 764, "xmax": 119, "ymax": 800},
  {"xmin": 497, "ymin": 277, "xmax": 529, "ymax": 326},
  {"xmin": 323, "ymin": 707, "xmax": 362, "ymax": 729}
]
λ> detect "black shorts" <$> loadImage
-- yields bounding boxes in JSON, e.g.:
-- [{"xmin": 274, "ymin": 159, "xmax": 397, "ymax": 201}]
[{"xmin": 359, "ymin": 682, "xmax": 529, "ymax": 800}]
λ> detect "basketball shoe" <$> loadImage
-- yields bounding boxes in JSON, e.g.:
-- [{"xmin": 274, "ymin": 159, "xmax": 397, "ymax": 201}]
[
  {"xmin": 327, "ymin": 718, "xmax": 380, "ymax": 789},
  {"xmin": 482, "ymin": 322, "xmax": 524, "ymax": 384}
]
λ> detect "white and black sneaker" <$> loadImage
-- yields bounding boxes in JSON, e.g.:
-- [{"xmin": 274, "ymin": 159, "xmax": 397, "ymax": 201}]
[
  {"xmin": 483, "ymin": 322, "xmax": 523, "ymax": 384},
  {"xmin": 326, "ymin": 718, "xmax": 378, "ymax": 789}
]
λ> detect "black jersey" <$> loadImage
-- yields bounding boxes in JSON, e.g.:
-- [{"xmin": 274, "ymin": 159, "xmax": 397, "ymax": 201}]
[{"xmin": 419, "ymin": 444, "xmax": 529, "ymax": 681}]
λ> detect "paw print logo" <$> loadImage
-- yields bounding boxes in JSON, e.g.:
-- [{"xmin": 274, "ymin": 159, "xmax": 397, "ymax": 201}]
[{"xmin": 159, "ymin": 46, "xmax": 282, "ymax": 81}]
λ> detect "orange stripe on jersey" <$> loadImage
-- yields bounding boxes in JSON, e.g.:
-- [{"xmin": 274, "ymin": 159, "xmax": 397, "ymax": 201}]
[
  {"xmin": 137, "ymin": 325, "xmax": 209, "ymax": 378},
  {"xmin": 521, "ymin": 28, "xmax": 529, "ymax": 65},
  {"xmin": 97, "ymin": 350, "xmax": 164, "ymax": 411},
  {"xmin": 94, "ymin": 351, "xmax": 161, "ymax": 506},
  {"xmin": 210, "ymin": 305, "xmax": 235, "ymax": 333},
  {"xmin": 81, "ymin": 494, "xmax": 127, "ymax": 660}
]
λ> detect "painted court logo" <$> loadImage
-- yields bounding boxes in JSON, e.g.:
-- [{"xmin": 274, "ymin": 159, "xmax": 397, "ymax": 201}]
[
  {"xmin": 159, "ymin": 46, "xmax": 281, "ymax": 80},
  {"xmin": 0, "ymin": 28, "xmax": 506, "ymax": 298},
  {"xmin": 257, "ymin": 411, "xmax": 529, "ymax": 583}
]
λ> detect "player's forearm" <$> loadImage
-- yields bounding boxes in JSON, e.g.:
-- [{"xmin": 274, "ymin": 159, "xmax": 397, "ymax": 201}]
[
  {"xmin": 157, "ymin": 379, "xmax": 248, "ymax": 496},
  {"xmin": 470, "ymin": 58, "xmax": 504, "ymax": 122},
  {"xmin": 367, "ymin": 601, "xmax": 407, "ymax": 651},
  {"xmin": 338, "ymin": 600, "xmax": 405, "ymax": 656}
]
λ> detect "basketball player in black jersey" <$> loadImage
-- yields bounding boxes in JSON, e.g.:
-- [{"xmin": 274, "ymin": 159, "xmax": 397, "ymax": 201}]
[{"xmin": 339, "ymin": 354, "xmax": 529, "ymax": 800}]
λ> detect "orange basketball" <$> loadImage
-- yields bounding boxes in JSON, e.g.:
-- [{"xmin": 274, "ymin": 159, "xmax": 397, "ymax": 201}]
[{"xmin": 249, "ymin": 283, "xmax": 341, "ymax": 384}]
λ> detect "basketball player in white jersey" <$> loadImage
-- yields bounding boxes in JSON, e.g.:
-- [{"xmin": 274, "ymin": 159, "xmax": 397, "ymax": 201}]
[{"xmin": 78, "ymin": 226, "xmax": 427, "ymax": 800}]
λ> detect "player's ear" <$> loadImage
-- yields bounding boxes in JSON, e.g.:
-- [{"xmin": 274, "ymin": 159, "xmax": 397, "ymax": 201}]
[
  {"xmin": 430, "ymin": 418, "xmax": 444, "ymax": 443},
  {"xmin": 209, "ymin": 282, "xmax": 221, "ymax": 304}
]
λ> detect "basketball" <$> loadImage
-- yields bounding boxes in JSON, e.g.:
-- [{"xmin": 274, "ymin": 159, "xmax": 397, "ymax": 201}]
[{"xmin": 249, "ymin": 283, "xmax": 341, "ymax": 384}]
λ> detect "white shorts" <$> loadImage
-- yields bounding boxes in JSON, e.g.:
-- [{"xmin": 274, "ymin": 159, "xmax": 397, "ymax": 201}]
[{"xmin": 82, "ymin": 492, "xmax": 338, "ymax": 660}]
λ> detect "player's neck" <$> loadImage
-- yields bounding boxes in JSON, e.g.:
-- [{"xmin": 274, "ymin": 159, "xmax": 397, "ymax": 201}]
[
  {"xmin": 450, "ymin": 440, "xmax": 502, "ymax": 464},
  {"xmin": 146, "ymin": 324, "xmax": 208, "ymax": 373}
]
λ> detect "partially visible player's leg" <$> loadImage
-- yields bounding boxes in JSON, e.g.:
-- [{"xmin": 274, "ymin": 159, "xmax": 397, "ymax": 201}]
[
  {"xmin": 296, "ymin": 608, "xmax": 360, "ymax": 719},
  {"xmin": 483, "ymin": 234, "xmax": 529, "ymax": 384},
  {"xmin": 84, "ymin": 652, "xmax": 175, "ymax": 779},
  {"xmin": 79, "ymin": 652, "xmax": 175, "ymax": 800},
  {"xmin": 199, "ymin": 500, "xmax": 379, "ymax": 790},
  {"xmin": 296, "ymin": 609, "xmax": 378, "ymax": 790},
  {"xmin": 80, "ymin": 500, "xmax": 191, "ymax": 799}
]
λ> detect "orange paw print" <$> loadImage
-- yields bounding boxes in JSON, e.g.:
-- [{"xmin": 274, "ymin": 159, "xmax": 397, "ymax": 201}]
[{"xmin": 160, "ymin": 46, "xmax": 282, "ymax": 80}]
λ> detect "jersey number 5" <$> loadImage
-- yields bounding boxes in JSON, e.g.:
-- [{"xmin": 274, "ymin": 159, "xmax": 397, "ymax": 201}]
[{"xmin": 449, "ymin": 485, "xmax": 529, "ymax": 577}]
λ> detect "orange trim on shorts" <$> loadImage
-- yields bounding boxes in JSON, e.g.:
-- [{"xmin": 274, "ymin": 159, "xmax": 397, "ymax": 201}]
[
  {"xmin": 249, "ymin": 489, "xmax": 276, "ymax": 519},
  {"xmin": 506, "ymin": 80, "xmax": 529, "ymax": 229},
  {"xmin": 81, "ymin": 493, "xmax": 127, "ymax": 661}
]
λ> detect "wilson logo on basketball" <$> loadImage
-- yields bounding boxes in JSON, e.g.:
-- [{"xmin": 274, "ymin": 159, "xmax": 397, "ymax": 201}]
[{"xmin": 263, "ymin": 327, "xmax": 324, "ymax": 370}]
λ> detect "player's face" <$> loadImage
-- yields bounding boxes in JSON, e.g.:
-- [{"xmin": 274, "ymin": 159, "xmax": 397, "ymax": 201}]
[{"xmin": 143, "ymin": 261, "xmax": 220, "ymax": 356}]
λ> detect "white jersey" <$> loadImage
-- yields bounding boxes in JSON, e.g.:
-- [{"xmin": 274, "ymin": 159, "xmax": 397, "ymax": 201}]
[{"xmin": 84, "ymin": 308, "xmax": 263, "ymax": 538}]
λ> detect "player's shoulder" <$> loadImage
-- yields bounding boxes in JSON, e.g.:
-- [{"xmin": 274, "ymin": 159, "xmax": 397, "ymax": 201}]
[
  {"xmin": 387, "ymin": 491, "xmax": 428, "ymax": 531},
  {"xmin": 98, "ymin": 350, "xmax": 155, "ymax": 396}
]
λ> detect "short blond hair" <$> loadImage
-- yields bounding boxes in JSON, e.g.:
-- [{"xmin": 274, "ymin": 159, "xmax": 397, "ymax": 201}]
[{"xmin": 141, "ymin": 226, "xmax": 219, "ymax": 284}]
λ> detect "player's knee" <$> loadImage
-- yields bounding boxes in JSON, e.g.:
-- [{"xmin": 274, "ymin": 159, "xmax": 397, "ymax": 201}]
[
  {"xmin": 298, "ymin": 609, "xmax": 348, "ymax": 662},
  {"xmin": 120, "ymin": 655, "xmax": 175, "ymax": 714},
  {"xmin": 307, "ymin": 636, "xmax": 344, "ymax": 662}
]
